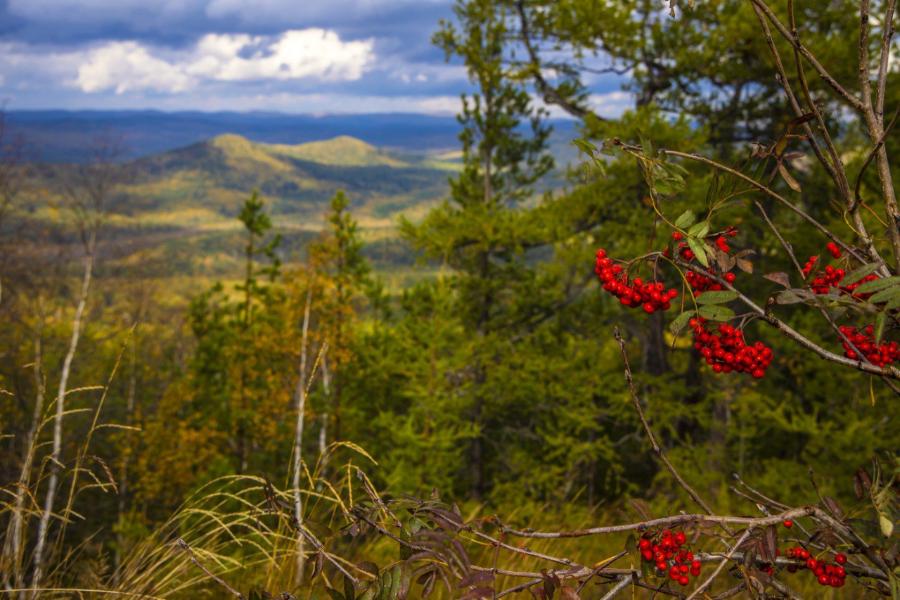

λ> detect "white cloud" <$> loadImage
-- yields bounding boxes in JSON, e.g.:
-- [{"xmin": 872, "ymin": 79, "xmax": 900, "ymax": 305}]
[
  {"xmin": 587, "ymin": 91, "xmax": 633, "ymax": 118},
  {"xmin": 64, "ymin": 28, "xmax": 374, "ymax": 94},
  {"xmin": 188, "ymin": 30, "xmax": 372, "ymax": 82},
  {"xmin": 77, "ymin": 42, "xmax": 193, "ymax": 93}
]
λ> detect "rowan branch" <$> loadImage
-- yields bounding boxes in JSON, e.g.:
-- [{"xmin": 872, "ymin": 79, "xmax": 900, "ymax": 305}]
[
  {"xmin": 748, "ymin": 0, "xmax": 865, "ymax": 112},
  {"xmin": 673, "ymin": 258, "xmax": 900, "ymax": 382},
  {"xmin": 686, "ymin": 528, "xmax": 751, "ymax": 600},
  {"xmin": 614, "ymin": 327, "xmax": 719, "ymax": 518}
]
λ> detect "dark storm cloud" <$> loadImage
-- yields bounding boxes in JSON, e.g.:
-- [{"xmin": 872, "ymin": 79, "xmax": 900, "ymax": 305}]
[{"xmin": 0, "ymin": 0, "xmax": 453, "ymax": 56}]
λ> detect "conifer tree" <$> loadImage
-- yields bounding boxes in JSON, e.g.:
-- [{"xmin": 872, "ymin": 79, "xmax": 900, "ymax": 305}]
[
  {"xmin": 403, "ymin": 0, "xmax": 553, "ymax": 497},
  {"xmin": 187, "ymin": 192, "xmax": 285, "ymax": 474}
]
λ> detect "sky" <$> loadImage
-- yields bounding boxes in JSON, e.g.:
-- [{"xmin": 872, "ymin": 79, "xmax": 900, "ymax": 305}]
[{"xmin": 0, "ymin": 0, "xmax": 630, "ymax": 116}]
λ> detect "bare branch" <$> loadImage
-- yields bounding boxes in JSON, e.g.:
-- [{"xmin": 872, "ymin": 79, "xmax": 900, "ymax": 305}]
[
  {"xmin": 614, "ymin": 327, "xmax": 720, "ymax": 518},
  {"xmin": 685, "ymin": 528, "xmax": 751, "ymax": 600},
  {"xmin": 749, "ymin": 0, "xmax": 865, "ymax": 112}
]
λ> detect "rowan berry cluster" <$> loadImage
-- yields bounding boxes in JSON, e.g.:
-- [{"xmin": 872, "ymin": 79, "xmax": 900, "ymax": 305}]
[
  {"xmin": 802, "ymin": 251, "xmax": 879, "ymax": 298},
  {"xmin": 838, "ymin": 325, "xmax": 900, "ymax": 366},
  {"xmin": 684, "ymin": 270, "xmax": 735, "ymax": 296},
  {"xmin": 672, "ymin": 229, "xmax": 739, "ymax": 295},
  {"xmin": 785, "ymin": 547, "xmax": 847, "ymax": 588},
  {"xmin": 808, "ymin": 264, "xmax": 847, "ymax": 294},
  {"xmin": 594, "ymin": 249, "xmax": 678, "ymax": 313},
  {"xmin": 637, "ymin": 529, "xmax": 702, "ymax": 586},
  {"xmin": 689, "ymin": 318, "xmax": 773, "ymax": 378}
]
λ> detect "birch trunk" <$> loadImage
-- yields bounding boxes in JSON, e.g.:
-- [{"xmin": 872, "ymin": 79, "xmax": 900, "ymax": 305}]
[
  {"xmin": 3, "ymin": 328, "xmax": 44, "ymax": 594},
  {"xmin": 30, "ymin": 239, "xmax": 94, "ymax": 596},
  {"xmin": 291, "ymin": 287, "xmax": 313, "ymax": 584}
]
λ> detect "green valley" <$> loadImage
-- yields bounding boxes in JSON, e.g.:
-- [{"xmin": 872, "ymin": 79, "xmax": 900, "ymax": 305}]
[{"xmin": 14, "ymin": 134, "xmax": 461, "ymax": 280}]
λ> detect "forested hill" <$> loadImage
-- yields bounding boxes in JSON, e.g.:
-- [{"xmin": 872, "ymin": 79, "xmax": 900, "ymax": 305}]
[
  {"xmin": 13, "ymin": 133, "xmax": 465, "ymax": 279},
  {"xmin": 120, "ymin": 133, "xmax": 458, "ymax": 224},
  {"xmin": 12, "ymin": 123, "xmax": 577, "ymax": 280}
]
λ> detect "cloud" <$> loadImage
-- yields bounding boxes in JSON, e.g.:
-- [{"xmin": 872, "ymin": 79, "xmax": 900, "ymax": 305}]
[
  {"xmin": 189, "ymin": 30, "xmax": 372, "ymax": 82},
  {"xmin": 70, "ymin": 29, "xmax": 374, "ymax": 94},
  {"xmin": 77, "ymin": 42, "xmax": 193, "ymax": 93},
  {"xmin": 587, "ymin": 91, "xmax": 634, "ymax": 118}
]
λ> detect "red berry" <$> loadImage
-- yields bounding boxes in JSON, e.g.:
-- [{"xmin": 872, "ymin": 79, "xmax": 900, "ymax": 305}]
[
  {"xmin": 672, "ymin": 231, "xmax": 684, "ymax": 241},
  {"xmin": 825, "ymin": 241, "xmax": 842, "ymax": 259},
  {"xmin": 724, "ymin": 272, "xmax": 736, "ymax": 284},
  {"xmin": 782, "ymin": 519, "xmax": 793, "ymax": 528},
  {"xmin": 834, "ymin": 553, "xmax": 846, "ymax": 565}
]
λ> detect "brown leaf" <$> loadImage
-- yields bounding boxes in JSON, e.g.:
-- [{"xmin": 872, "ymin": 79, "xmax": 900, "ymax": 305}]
[
  {"xmin": 764, "ymin": 526, "xmax": 777, "ymax": 562},
  {"xmin": 854, "ymin": 469, "xmax": 872, "ymax": 499},
  {"xmin": 823, "ymin": 497, "xmax": 844, "ymax": 519},
  {"xmin": 560, "ymin": 586, "xmax": 581, "ymax": 600},
  {"xmin": 778, "ymin": 162, "xmax": 802, "ymax": 192},
  {"xmin": 715, "ymin": 248, "xmax": 736, "ymax": 272},
  {"xmin": 311, "ymin": 552, "xmax": 325, "ymax": 580},
  {"xmin": 736, "ymin": 258, "xmax": 754, "ymax": 273},
  {"xmin": 764, "ymin": 272, "xmax": 791, "ymax": 288}
]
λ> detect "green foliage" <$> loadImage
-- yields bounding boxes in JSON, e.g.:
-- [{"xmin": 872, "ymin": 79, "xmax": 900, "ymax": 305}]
[{"xmin": 1, "ymin": 1, "xmax": 899, "ymax": 595}]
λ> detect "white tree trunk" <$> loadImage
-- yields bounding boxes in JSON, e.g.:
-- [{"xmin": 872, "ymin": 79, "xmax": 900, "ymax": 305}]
[
  {"xmin": 318, "ymin": 354, "xmax": 331, "ymax": 467},
  {"xmin": 291, "ymin": 286, "xmax": 313, "ymax": 584},
  {"xmin": 30, "ymin": 246, "xmax": 93, "ymax": 597},
  {"xmin": 3, "ymin": 329, "xmax": 44, "ymax": 594}
]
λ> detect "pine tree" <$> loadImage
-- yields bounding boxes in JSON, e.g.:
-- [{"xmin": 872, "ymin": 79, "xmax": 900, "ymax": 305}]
[
  {"xmin": 187, "ymin": 191, "xmax": 286, "ymax": 474},
  {"xmin": 403, "ymin": 0, "xmax": 553, "ymax": 498}
]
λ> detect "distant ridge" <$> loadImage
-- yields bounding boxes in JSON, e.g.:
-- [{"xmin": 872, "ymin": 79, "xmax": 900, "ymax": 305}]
[
  {"xmin": 5, "ymin": 110, "xmax": 467, "ymax": 163},
  {"xmin": 5, "ymin": 110, "xmax": 578, "ymax": 164}
]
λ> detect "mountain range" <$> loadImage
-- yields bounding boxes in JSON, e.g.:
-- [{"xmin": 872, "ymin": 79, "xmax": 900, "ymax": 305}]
[
  {"xmin": 6, "ymin": 110, "xmax": 579, "ymax": 163},
  {"xmin": 6, "ymin": 112, "xmax": 580, "ymax": 284}
]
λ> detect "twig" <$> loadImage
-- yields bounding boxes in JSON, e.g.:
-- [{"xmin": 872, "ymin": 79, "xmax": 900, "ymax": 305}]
[
  {"xmin": 599, "ymin": 574, "xmax": 635, "ymax": 600},
  {"xmin": 875, "ymin": 0, "xmax": 896, "ymax": 116},
  {"xmin": 752, "ymin": 200, "xmax": 881, "ymax": 376},
  {"xmin": 613, "ymin": 328, "xmax": 721, "ymax": 520},
  {"xmin": 175, "ymin": 538, "xmax": 244, "ymax": 599},
  {"xmin": 685, "ymin": 529, "xmax": 751, "ymax": 600},
  {"xmin": 693, "ymin": 551, "xmax": 889, "ymax": 582},
  {"xmin": 657, "ymin": 149, "xmax": 867, "ymax": 265},
  {"xmin": 749, "ymin": 0, "xmax": 865, "ymax": 111},
  {"xmin": 502, "ymin": 506, "xmax": 819, "ymax": 539}
]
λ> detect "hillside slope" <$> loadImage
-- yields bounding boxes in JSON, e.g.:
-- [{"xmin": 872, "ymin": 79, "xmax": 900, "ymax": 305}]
[
  {"xmin": 14, "ymin": 134, "xmax": 457, "ymax": 279},
  {"xmin": 116, "ymin": 134, "xmax": 457, "ymax": 229}
]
